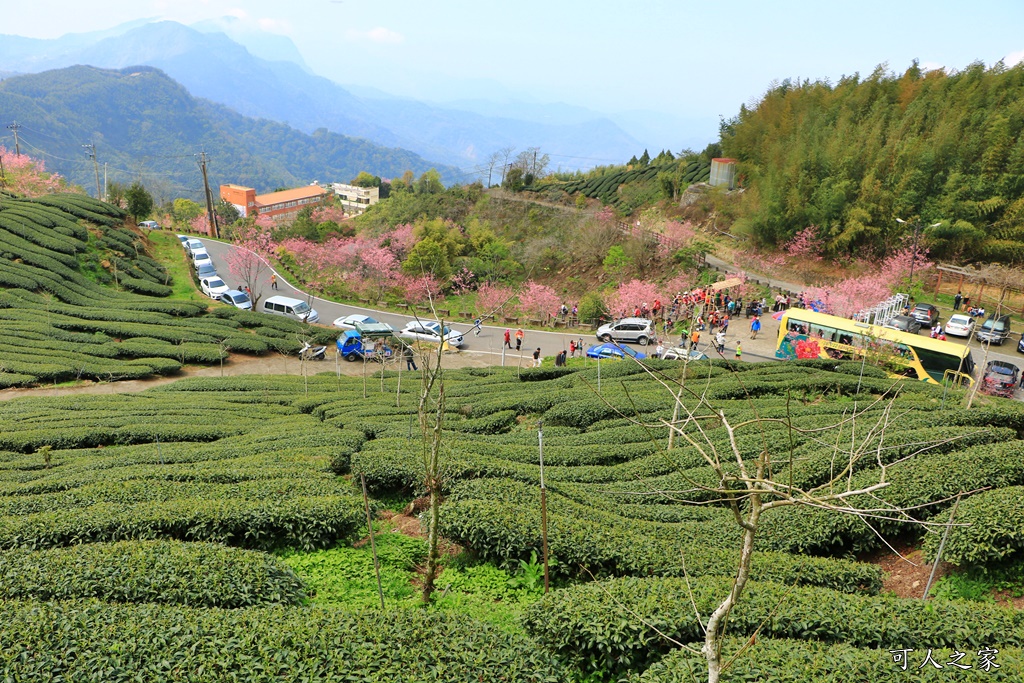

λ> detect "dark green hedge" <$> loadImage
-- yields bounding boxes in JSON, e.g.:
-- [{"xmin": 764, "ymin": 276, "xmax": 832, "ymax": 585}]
[
  {"xmin": 0, "ymin": 540, "xmax": 307, "ymax": 607},
  {"xmin": 635, "ymin": 639, "xmax": 1024, "ymax": 682},
  {"xmin": 924, "ymin": 486, "xmax": 1024, "ymax": 566},
  {"xmin": 524, "ymin": 575, "xmax": 1024, "ymax": 677},
  {"xmin": 0, "ymin": 600, "xmax": 568, "ymax": 682}
]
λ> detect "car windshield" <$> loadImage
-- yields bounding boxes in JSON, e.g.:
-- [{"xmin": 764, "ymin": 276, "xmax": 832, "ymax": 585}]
[
  {"xmin": 949, "ymin": 316, "xmax": 970, "ymax": 325},
  {"xmin": 359, "ymin": 317, "xmax": 378, "ymax": 324},
  {"xmin": 232, "ymin": 293, "xmax": 249, "ymax": 303},
  {"xmin": 621, "ymin": 345, "xmax": 639, "ymax": 358},
  {"xmin": 209, "ymin": 279, "xmax": 225, "ymax": 288},
  {"xmin": 293, "ymin": 302, "xmax": 311, "ymax": 314},
  {"xmin": 988, "ymin": 364, "xmax": 1014, "ymax": 376}
]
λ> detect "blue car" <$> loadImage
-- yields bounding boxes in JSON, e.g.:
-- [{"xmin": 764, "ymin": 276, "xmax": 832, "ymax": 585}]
[
  {"xmin": 337, "ymin": 330, "xmax": 396, "ymax": 362},
  {"xmin": 585, "ymin": 342, "xmax": 647, "ymax": 360}
]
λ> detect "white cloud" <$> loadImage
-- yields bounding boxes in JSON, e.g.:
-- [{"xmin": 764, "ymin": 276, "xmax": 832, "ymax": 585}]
[
  {"xmin": 346, "ymin": 26, "xmax": 404, "ymax": 44},
  {"xmin": 1004, "ymin": 49, "xmax": 1024, "ymax": 67},
  {"xmin": 225, "ymin": 7, "xmax": 248, "ymax": 19},
  {"xmin": 919, "ymin": 60, "xmax": 945, "ymax": 72},
  {"xmin": 258, "ymin": 17, "xmax": 292, "ymax": 33}
]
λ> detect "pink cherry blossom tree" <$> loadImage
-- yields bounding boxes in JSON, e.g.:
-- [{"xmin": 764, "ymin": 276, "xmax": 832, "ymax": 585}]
[
  {"xmin": 516, "ymin": 280, "xmax": 560, "ymax": 321},
  {"xmin": 608, "ymin": 279, "xmax": 661, "ymax": 318},
  {"xmin": 784, "ymin": 226, "xmax": 823, "ymax": 260},
  {"xmin": 224, "ymin": 226, "xmax": 276, "ymax": 307},
  {"xmin": 0, "ymin": 147, "xmax": 67, "ymax": 197},
  {"xmin": 476, "ymin": 283, "xmax": 515, "ymax": 317},
  {"xmin": 311, "ymin": 205, "xmax": 347, "ymax": 224}
]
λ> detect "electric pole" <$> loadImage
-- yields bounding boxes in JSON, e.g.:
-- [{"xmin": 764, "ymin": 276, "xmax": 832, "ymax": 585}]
[
  {"xmin": 82, "ymin": 144, "xmax": 101, "ymax": 200},
  {"xmin": 197, "ymin": 151, "xmax": 220, "ymax": 239},
  {"xmin": 7, "ymin": 121, "xmax": 21, "ymax": 156}
]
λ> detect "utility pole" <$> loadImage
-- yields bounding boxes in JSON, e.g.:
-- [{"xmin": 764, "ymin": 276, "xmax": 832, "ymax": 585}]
[
  {"xmin": 103, "ymin": 163, "xmax": 107, "ymax": 202},
  {"xmin": 83, "ymin": 144, "xmax": 101, "ymax": 200},
  {"xmin": 197, "ymin": 151, "xmax": 220, "ymax": 239},
  {"xmin": 7, "ymin": 121, "xmax": 21, "ymax": 156}
]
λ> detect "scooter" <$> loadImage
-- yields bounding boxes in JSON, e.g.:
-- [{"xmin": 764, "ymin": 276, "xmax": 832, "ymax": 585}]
[{"xmin": 299, "ymin": 341, "xmax": 327, "ymax": 361}]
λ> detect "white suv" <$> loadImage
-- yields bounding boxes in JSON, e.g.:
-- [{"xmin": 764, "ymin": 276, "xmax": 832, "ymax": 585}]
[{"xmin": 596, "ymin": 317, "xmax": 655, "ymax": 346}]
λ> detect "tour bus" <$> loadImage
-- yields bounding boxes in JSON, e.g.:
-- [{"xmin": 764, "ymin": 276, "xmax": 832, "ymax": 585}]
[{"xmin": 775, "ymin": 309, "xmax": 974, "ymax": 386}]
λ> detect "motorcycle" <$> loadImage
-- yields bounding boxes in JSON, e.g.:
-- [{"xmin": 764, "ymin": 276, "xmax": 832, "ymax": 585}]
[{"xmin": 298, "ymin": 341, "xmax": 327, "ymax": 361}]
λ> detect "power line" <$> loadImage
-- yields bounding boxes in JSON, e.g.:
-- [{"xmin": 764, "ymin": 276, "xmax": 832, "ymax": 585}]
[{"xmin": 6, "ymin": 121, "xmax": 22, "ymax": 156}]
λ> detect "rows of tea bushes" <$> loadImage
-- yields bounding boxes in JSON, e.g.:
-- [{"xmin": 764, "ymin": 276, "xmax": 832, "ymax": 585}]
[
  {"xmin": 0, "ymin": 600, "xmax": 568, "ymax": 682},
  {"xmin": 634, "ymin": 639, "xmax": 1024, "ymax": 682},
  {"xmin": 1, "ymin": 363, "xmax": 1021, "ymax": 680},
  {"xmin": 0, "ymin": 194, "xmax": 329, "ymax": 386},
  {"xmin": 524, "ymin": 575, "xmax": 1024, "ymax": 676}
]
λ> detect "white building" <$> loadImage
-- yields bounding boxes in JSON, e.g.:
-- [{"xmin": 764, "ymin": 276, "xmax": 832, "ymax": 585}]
[{"xmin": 332, "ymin": 183, "xmax": 380, "ymax": 215}]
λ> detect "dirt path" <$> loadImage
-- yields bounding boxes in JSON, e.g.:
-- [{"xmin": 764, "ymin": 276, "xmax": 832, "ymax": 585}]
[{"xmin": 0, "ymin": 350, "xmax": 494, "ymax": 401}]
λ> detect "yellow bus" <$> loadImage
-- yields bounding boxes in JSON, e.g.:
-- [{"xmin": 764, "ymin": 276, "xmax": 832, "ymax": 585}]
[{"xmin": 775, "ymin": 309, "xmax": 975, "ymax": 385}]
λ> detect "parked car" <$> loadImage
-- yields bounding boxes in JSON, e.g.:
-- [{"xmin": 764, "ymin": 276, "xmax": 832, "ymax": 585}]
[
  {"xmin": 218, "ymin": 289, "xmax": 252, "ymax": 310},
  {"xmin": 585, "ymin": 342, "xmax": 648, "ymax": 360},
  {"xmin": 660, "ymin": 347, "xmax": 709, "ymax": 361},
  {"xmin": 883, "ymin": 315, "xmax": 922, "ymax": 335},
  {"xmin": 138, "ymin": 220, "xmax": 160, "ymax": 230},
  {"xmin": 595, "ymin": 317, "xmax": 655, "ymax": 346},
  {"xmin": 262, "ymin": 295, "xmax": 319, "ymax": 323},
  {"xmin": 191, "ymin": 249, "xmax": 212, "ymax": 270},
  {"xmin": 184, "ymin": 238, "xmax": 204, "ymax": 255},
  {"xmin": 909, "ymin": 303, "xmax": 940, "ymax": 326},
  {"xmin": 177, "ymin": 234, "xmax": 190, "ymax": 246},
  {"xmin": 980, "ymin": 360, "xmax": 1020, "ymax": 398},
  {"xmin": 196, "ymin": 262, "xmax": 218, "ymax": 279},
  {"xmin": 976, "ymin": 314, "xmax": 1012, "ymax": 345},
  {"xmin": 200, "ymin": 276, "xmax": 229, "ymax": 299},
  {"xmin": 1018, "ymin": 333, "xmax": 1024, "ymax": 355},
  {"xmin": 398, "ymin": 320, "xmax": 464, "ymax": 347},
  {"xmin": 944, "ymin": 314, "xmax": 976, "ymax": 338},
  {"xmin": 332, "ymin": 314, "xmax": 395, "ymax": 337}
]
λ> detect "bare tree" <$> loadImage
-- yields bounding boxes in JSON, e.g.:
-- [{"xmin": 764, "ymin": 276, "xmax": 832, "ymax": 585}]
[
  {"xmin": 498, "ymin": 146, "xmax": 516, "ymax": 186},
  {"xmin": 601, "ymin": 361, "xmax": 977, "ymax": 683}
]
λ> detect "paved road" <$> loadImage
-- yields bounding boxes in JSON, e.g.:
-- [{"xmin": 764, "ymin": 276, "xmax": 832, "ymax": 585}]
[
  {"xmin": 196, "ymin": 238, "xmax": 778, "ymax": 364},
  {"xmin": 195, "ymin": 237, "xmax": 1024, "ymax": 381}
]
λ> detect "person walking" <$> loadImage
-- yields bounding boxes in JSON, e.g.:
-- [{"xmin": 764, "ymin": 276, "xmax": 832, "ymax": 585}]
[
  {"xmin": 750, "ymin": 315, "xmax": 761, "ymax": 340},
  {"xmin": 690, "ymin": 329, "xmax": 700, "ymax": 350},
  {"xmin": 569, "ymin": 339, "xmax": 577, "ymax": 357},
  {"xmin": 515, "ymin": 328, "xmax": 525, "ymax": 351},
  {"xmin": 715, "ymin": 329, "xmax": 726, "ymax": 354},
  {"xmin": 270, "ymin": 273, "xmax": 278, "ymax": 290},
  {"xmin": 403, "ymin": 345, "xmax": 417, "ymax": 371},
  {"xmin": 503, "ymin": 329, "xmax": 512, "ymax": 349},
  {"xmin": 953, "ymin": 291, "xmax": 962, "ymax": 311},
  {"xmin": 735, "ymin": 341, "xmax": 742, "ymax": 360},
  {"xmin": 473, "ymin": 318, "xmax": 482, "ymax": 336},
  {"xmin": 532, "ymin": 347, "xmax": 542, "ymax": 367}
]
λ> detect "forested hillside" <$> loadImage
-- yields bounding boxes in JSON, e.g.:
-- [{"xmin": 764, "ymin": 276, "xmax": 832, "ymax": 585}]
[
  {"xmin": 723, "ymin": 61, "xmax": 1024, "ymax": 264},
  {"xmin": 0, "ymin": 66, "xmax": 458, "ymax": 201}
]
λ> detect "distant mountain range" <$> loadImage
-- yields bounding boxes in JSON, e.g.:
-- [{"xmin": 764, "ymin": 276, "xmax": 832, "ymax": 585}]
[
  {"xmin": 0, "ymin": 65, "xmax": 458, "ymax": 202},
  {"xmin": 0, "ymin": 20, "xmax": 647, "ymax": 171}
]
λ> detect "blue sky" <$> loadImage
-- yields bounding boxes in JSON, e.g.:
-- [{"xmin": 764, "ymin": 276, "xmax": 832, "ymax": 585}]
[{"xmin": 8, "ymin": 0, "xmax": 1024, "ymax": 149}]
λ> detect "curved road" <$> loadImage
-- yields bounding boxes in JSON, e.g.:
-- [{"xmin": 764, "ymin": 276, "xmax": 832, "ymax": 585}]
[{"xmin": 196, "ymin": 237, "xmax": 1024, "ymax": 380}]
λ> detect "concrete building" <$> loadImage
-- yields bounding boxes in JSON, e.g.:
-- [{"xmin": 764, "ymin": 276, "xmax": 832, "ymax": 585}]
[
  {"xmin": 219, "ymin": 184, "xmax": 330, "ymax": 220},
  {"xmin": 331, "ymin": 183, "xmax": 379, "ymax": 215}
]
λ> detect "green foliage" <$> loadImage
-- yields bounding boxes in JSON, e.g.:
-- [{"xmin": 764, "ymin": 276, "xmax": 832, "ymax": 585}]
[
  {"xmin": 0, "ymin": 600, "xmax": 568, "ymax": 682},
  {"xmin": 124, "ymin": 181, "xmax": 154, "ymax": 222},
  {"xmin": 636, "ymin": 638, "xmax": 1024, "ymax": 682},
  {"xmin": 524, "ymin": 575, "xmax": 1024, "ymax": 677},
  {"xmin": 924, "ymin": 486, "xmax": 1024, "ymax": 567},
  {"xmin": 722, "ymin": 63, "xmax": 1024, "ymax": 261},
  {"xmin": 0, "ymin": 540, "xmax": 308, "ymax": 607}
]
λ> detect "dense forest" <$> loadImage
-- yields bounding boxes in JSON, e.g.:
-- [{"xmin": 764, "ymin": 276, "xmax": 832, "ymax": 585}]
[{"xmin": 722, "ymin": 61, "xmax": 1024, "ymax": 264}]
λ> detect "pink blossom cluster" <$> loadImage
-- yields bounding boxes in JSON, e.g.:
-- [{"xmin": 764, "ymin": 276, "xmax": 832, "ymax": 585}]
[
  {"xmin": 516, "ymin": 280, "xmax": 561, "ymax": 319},
  {"xmin": 476, "ymin": 283, "xmax": 515, "ymax": 316},
  {"xmin": 804, "ymin": 246, "xmax": 933, "ymax": 318},
  {"xmin": 0, "ymin": 147, "xmax": 67, "ymax": 197},
  {"xmin": 310, "ymin": 205, "xmax": 347, "ymax": 224}
]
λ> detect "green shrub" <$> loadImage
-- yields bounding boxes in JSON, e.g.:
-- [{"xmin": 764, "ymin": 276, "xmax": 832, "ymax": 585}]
[
  {"xmin": 0, "ymin": 600, "xmax": 568, "ymax": 681},
  {"xmin": 635, "ymin": 639, "xmax": 1024, "ymax": 682},
  {"xmin": 0, "ymin": 540, "xmax": 307, "ymax": 607},
  {"xmin": 523, "ymin": 575, "xmax": 1024, "ymax": 677},
  {"xmin": 925, "ymin": 486, "xmax": 1024, "ymax": 567}
]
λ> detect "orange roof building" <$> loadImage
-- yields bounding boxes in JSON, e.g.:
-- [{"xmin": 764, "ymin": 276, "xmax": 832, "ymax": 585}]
[{"xmin": 220, "ymin": 184, "xmax": 329, "ymax": 219}]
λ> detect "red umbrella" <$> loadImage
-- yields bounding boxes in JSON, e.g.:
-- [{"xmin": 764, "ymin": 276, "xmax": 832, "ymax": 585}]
[{"xmin": 772, "ymin": 310, "xmax": 785, "ymax": 321}]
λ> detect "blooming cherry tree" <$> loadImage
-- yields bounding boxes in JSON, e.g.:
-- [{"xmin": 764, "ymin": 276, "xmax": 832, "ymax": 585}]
[
  {"xmin": 0, "ymin": 147, "xmax": 66, "ymax": 197},
  {"xmin": 516, "ymin": 280, "xmax": 560, "ymax": 320},
  {"xmin": 224, "ymin": 226, "xmax": 276, "ymax": 307},
  {"xmin": 476, "ymin": 283, "xmax": 515, "ymax": 317},
  {"xmin": 608, "ymin": 279, "xmax": 661, "ymax": 318}
]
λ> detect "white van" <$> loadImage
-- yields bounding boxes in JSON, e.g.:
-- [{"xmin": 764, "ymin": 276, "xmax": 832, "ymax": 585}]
[{"xmin": 262, "ymin": 295, "xmax": 319, "ymax": 324}]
